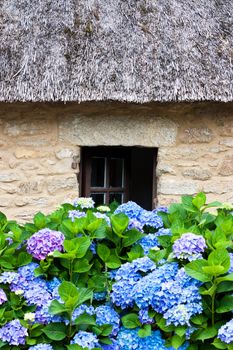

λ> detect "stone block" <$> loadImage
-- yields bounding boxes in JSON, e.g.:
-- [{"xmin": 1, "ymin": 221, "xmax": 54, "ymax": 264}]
[
  {"xmin": 218, "ymin": 160, "xmax": 233, "ymax": 176},
  {"xmin": 182, "ymin": 168, "xmax": 212, "ymax": 181},
  {"xmin": 0, "ymin": 172, "xmax": 20, "ymax": 182},
  {"xmin": 158, "ymin": 178, "xmax": 199, "ymax": 195},
  {"xmin": 47, "ymin": 176, "xmax": 78, "ymax": 195},
  {"xmin": 58, "ymin": 114, "xmax": 177, "ymax": 147},
  {"xmin": 179, "ymin": 127, "xmax": 214, "ymax": 144}
]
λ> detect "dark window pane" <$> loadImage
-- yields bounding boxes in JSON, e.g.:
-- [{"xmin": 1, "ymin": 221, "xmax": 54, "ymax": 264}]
[
  {"xmin": 109, "ymin": 158, "xmax": 124, "ymax": 187},
  {"xmin": 91, "ymin": 158, "xmax": 106, "ymax": 187},
  {"xmin": 109, "ymin": 192, "xmax": 123, "ymax": 204},
  {"xmin": 90, "ymin": 193, "xmax": 106, "ymax": 206}
]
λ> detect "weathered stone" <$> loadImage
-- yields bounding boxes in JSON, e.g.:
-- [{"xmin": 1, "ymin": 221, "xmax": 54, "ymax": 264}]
[
  {"xmin": 58, "ymin": 115, "xmax": 177, "ymax": 147},
  {"xmin": 218, "ymin": 160, "xmax": 233, "ymax": 176},
  {"xmin": 47, "ymin": 176, "xmax": 78, "ymax": 195},
  {"xmin": 179, "ymin": 127, "xmax": 214, "ymax": 144},
  {"xmin": 219, "ymin": 138, "xmax": 233, "ymax": 148},
  {"xmin": 158, "ymin": 179, "xmax": 199, "ymax": 195},
  {"xmin": 14, "ymin": 149, "xmax": 38, "ymax": 159},
  {"xmin": 156, "ymin": 164, "xmax": 176, "ymax": 176},
  {"xmin": 0, "ymin": 172, "xmax": 20, "ymax": 182},
  {"xmin": 55, "ymin": 149, "xmax": 76, "ymax": 160},
  {"xmin": 182, "ymin": 168, "xmax": 212, "ymax": 181},
  {"xmin": 18, "ymin": 181, "xmax": 44, "ymax": 195}
]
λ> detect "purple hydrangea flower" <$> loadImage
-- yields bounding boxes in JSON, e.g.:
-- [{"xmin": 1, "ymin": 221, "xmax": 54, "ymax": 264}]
[
  {"xmin": 172, "ymin": 233, "xmax": 207, "ymax": 261},
  {"xmin": 0, "ymin": 288, "xmax": 7, "ymax": 305},
  {"xmin": 35, "ymin": 304, "xmax": 62, "ymax": 324},
  {"xmin": 218, "ymin": 319, "xmax": 233, "ymax": 344},
  {"xmin": 27, "ymin": 228, "xmax": 65, "ymax": 260},
  {"xmin": 71, "ymin": 331, "xmax": 100, "ymax": 349},
  {"xmin": 0, "ymin": 320, "xmax": 28, "ymax": 345}
]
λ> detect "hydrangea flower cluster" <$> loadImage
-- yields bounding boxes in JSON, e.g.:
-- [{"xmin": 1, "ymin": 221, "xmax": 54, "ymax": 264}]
[
  {"xmin": 173, "ymin": 233, "xmax": 207, "ymax": 261},
  {"xmin": 138, "ymin": 233, "xmax": 159, "ymax": 254},
  {"xmin": 74, "ymin": 197, "xmax": 95, "ymax": 209},
  {"xmin": 0, "ymin": 320, "xmax": 28, "ymax": 345},
  {"xmin": 218, "ymin": 319, "xmax": 233, "ymax": 344},
  {"xmin": 111, "ymin": 259, "xmax": 202, "ymax": 326},
  {"xmin": 116, "ymin": 327, "xmax": 188, "ymax": 350},
  {"xmin": 93, "ymin": 212, "xmax": 111, "ymax": 225},
  {"xmin": 95, "ymin": 305, "xmax": 120, "ymax": 336},
  {"xmin": 114, "ymin": 201, "xmax": 163, "ymax": 229},
  {"xmin": 29, "ymin": 345, "xmax": 53, "ymax": 350},
  {"xmin": 97, "ymin": 205, "xmax": 111, "ymax": 212},
  {"xmin": 27, "ymin": 229, "xmax": 65, "ymax": 260},
  {"xmin": 71, "ymin": 331, "xmax": 100, "ymax": 348},
  {"xmin": 68, "ymin": 210, "xmax": 86, "ymax": 222},
  {"xmin": 229, "ymin": 253, "xmax": 233, "ymax": 273}
]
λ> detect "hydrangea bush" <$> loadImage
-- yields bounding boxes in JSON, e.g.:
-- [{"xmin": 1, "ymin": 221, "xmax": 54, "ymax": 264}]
[{"xmin": 0, "ymin": 193, "xmax": 232, "ymax": 349}]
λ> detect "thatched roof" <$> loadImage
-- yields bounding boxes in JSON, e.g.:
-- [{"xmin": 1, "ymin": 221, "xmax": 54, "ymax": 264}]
[{"xmin": 0, "ymin": 0, "xmax": 233, "ymax": 103}]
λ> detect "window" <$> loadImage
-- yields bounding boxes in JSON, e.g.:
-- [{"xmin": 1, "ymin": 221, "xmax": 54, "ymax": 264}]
[{"xmin": 80, "ymin": 147, "xmax": 157, "ymax": 210}]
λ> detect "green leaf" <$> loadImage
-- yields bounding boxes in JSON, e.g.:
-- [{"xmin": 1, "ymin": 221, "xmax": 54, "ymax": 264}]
[
  {"xmin": 111, "ymin": 213, "xmax": 129, "ymax": 237},
  {"xmin": 157, "ymin": 235, "xmax": 172, "ymax": 248},
  {"xmin": 171, "ymin": 335, "xmax": 184, "ymax": 349},
  {"xmin": 42, "ymin": 323, "xmax": 67, "ymax": 340},
  {"xmin": 74, "ymin": 313, "xmax": 96, "ymax": 326},
  {"xmin": 17, "ymin": 252, "xmax": 32, "ymax": 266},
  {"xmin": 202, "ymin": 265, "xmax": 225, "ymax": 276},
  {"xmin": 49, "ymin": 300, "xmax": 69, "ymax": 315},
  {"xmin": 121, "ymin": 313, "xmax": 140, "ymax": 329},
  {"xmin": 138, "ymin": 324, "xmax": 151, "ymax": 338},
  {"xmin": 192, "ymin": 192, "xmax": 206, "ymax": 209},
  {"xmin": 194, "ymin": 327, "xmax": 217, "ymax": 341},
  {"xmin": 216, "ymin": 295, "xmax": 233, "ymax": 313},
  {"xmin": 148, "ymin": 249, "xmax": 167, "ymax": 264},
  {"xmin": 212, "ymin": 338, "xmax": 228, "ymax": 349},
  {"xmin": 58, "ymin": 281, "xmax": 79, "ymax": 304},
  {"xmin": 97, "ymin": 244, "xmax": 110, "ymax": 262},
  {"xmin": 122, "ymin": 229, "xmax": 144, "ymax": 247},
  {"xmin": 185, "ymin": 259, "xmax": 211, "ymax": 282},
  {"xmin": 127, "ymin": 244, "xmax": 144, "ymax": 261},
  {"xmin": 66, "ymin": 345, "xmax": 85, "ymax": 350},
  {"xmin": 106, "ymin": 255, "xmax": 121, "ymax": 269},
  {"xmin": 75, "ymin": 237, "xmax": 91, "ymax": 258},
  {"xmin": 216, "ymin": 281, "xmax": 233, "ymax": 294},
  {"xmin": 73, "ymin": 259, "xmax": 92, "ymax": 273},
  {"xmin": 76, "ymin": 288, "xmax": 93, "ymax": 306},
  {"xmin": 208, "ymin": 249, "xmax": 230, "ymax": 274},
  {"xmin": 182, "ymin": 195, "xmax": 197, "ymax": 212},
  {"xmin": 33, "ymin": 212, "xmax": 47, "ymax": 229}
]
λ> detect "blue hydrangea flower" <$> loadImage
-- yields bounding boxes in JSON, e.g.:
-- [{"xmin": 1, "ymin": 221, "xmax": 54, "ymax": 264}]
[
  {"xmin": 68, "ymin": 210, "xmax": 86, "ymax": 222},
  {"xmin": 90, "ymin": 241, "xmax": 97, "ymax": 254},
  {"xmin": 71, "ymin": 305, "xmax": 95, "ymax": 324},
  {"xmin": 102, "ymin": 339, "xmax": 120, "ymax": 350},
  {"xmin": 0, "ymin": 320, "xmax": 28, "ymax": 345},
  {"xmin": 71, "ymin": 331, "xmax": 100, "ymax": 349},
  {"xmin": 154, "ymin": 206, "xmax": 169, "ymax": 214},
  {"xmin": 173, "ymin": 233, "xmax": 207, "ymax": 261},
  {"xmin": 116, "ymin": 327, "xmax": 188, "ymax": 350},
  {"xmin": 29, "ymin": 344, "xmax": 53, "ymax": 350},
  {"xmin": 128, "ymin": 218, "xmax": 144, "ymax": 232},
  {"xmin": 0, "ymin": 271, "xmax": 18, "ymax": 284},
  {"xmin": 114, "ymin": 201, "xmax": 142, "ymax": 219},
  {"xmin": 0, "ymin": 288, "xmax": 7, "ymax": 304},
  {"xmin": 95, "ymin": 305, "xmax": 120, "ymax": 336},
  {"xmin": 138, "ymin": 308, "xmax": 154, "ymax": 324},
  {"xmin": 111, "ymin": 278, "xmax": 137, "ymax": 309},
  {"xmin": 156, "ymin": 228, "xmax": 172, "ymax": 236},
  {"xmin": 163, "ymin": 303, "xmax": 202, "ymax": 326},
  {"xmin": 114, "ymin": 257, "xmax": 156, "ymax": 281},
  {"xmin": 74, "ymin": 197, "xmax": 95, "ymax": 209},
  {"xmin": 46, "ymin": 277, "xmax": 61, "ymax": 293},
  {"xmin": 218, "ymin": 319, "xmax": 233, "ymax": 344},
  {"xmin": 138, "ymin": 234, "xmax": 159, "ymax": 254},
  {"xmin": 35, "ymin": 304, "xmax": 62, "ymax": 324},
  {"xmin": 139, "ymin": 210, "xmax": 163, "ymax": 229},
  {"xmin": 24, "ymin": 281, "xmax": 51, "ymax": 306},
  {"xmin": 27, "ymin": 228, "xmax": 64, "ymax": 260},
  {"xmin": 18, "ymin": 263, "xmax": 39, "ymax": 281}
]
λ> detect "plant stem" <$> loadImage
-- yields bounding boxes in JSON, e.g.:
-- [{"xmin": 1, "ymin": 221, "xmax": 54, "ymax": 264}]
[
  {"xmin": 211, "ymin": 288, "xmax": 216, "ymax": 326},
  {"xmin": 69, "ymin": 259, "xmax": 73, "ymax": 282}
]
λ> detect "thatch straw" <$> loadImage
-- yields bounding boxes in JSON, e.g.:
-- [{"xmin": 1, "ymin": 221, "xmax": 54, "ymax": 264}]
[{"xmin": 0, "ymin": 0, "xmax": 232, "ymax": 103}]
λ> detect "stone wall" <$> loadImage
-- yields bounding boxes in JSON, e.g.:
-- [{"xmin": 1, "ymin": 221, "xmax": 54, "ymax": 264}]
[{"xmin": 0, "ymin": 102, "xmax": 232, "ymax": 221}]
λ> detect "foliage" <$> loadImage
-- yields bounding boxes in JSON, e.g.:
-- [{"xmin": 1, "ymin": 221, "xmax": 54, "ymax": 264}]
[{"xmin": 0, "ymin": 194, "xmax": 232, "ymax": 349}]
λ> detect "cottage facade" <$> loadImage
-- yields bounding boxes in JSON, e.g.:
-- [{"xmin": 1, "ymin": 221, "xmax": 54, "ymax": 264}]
[{"xmin": 0, "ymin": 1, "xmax": 233, "ymax": 221}]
